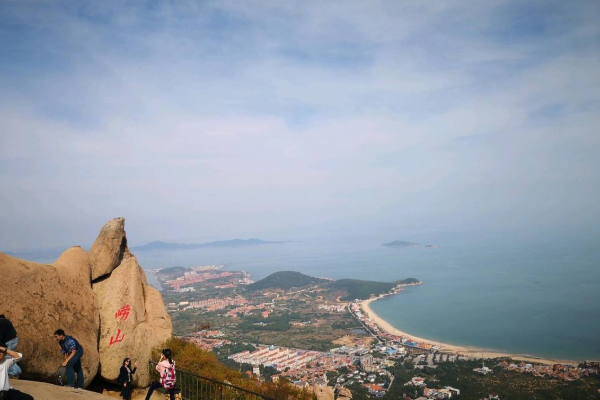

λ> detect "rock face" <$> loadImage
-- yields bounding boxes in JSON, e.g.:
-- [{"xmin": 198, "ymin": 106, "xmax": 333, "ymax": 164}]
[
  {"xmin": 312, "ymin": 385, "xmax": 335, "ymax": 400},
  {"xmin": 0, "ymin": 218, "xmax": 172, "ymax": 389},
  {"xmin": 337, "ymin": 386, "xmax": 353, "ymax": 399},
  {"xmin": 0, "ymin": 247, "xmax": 100, "ymax": 386},
  {"xmin": 89, "ymin": 218, "xmax": 128, "ymax": 281},
  {"xmin": 93, "ymin": 254, "xmax": 171, "ymax": 386}
]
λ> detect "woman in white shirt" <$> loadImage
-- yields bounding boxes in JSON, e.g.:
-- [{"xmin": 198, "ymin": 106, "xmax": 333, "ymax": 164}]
[{"xmin": 0, "ymin": 343, "xmax": 33, "ymax": 400}]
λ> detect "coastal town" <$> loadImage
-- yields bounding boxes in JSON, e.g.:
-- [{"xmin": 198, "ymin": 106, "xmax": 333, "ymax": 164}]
[{"xmin": 156, "ymin": 266, "xmax": 600, "ymax": 399}]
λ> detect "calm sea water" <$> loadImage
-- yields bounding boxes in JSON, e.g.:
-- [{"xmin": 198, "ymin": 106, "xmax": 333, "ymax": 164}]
[{"xmin": 134, "ymin": 235, "xmax": 600, "ymax": 361}]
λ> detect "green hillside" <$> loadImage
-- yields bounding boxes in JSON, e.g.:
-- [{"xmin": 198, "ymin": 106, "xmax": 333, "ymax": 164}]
[
  {"xmin": 330, "ymin": 279, "xmax": 396, "ymax": 300},
  {"xmin": 397, "ymin": 278, "xmax": 420, "ymax": 285},
  {"xmin": 247, "ymin": 271, "xmax": 327, "ymax": 290}
]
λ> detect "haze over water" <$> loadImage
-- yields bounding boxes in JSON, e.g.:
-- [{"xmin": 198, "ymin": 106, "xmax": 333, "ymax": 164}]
[
  {"xmin": 136, "ymin": 233, "xmax": 600, "ymax": 362},
  {"xmin": 2, "ymin": 0, "xmax": 600, "ymax": 372}
]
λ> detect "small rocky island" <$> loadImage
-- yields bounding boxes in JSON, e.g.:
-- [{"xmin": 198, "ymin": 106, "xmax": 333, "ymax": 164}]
[{"xmin": 383, "ymin": 240, "xmax": 437, "ymax": 248}]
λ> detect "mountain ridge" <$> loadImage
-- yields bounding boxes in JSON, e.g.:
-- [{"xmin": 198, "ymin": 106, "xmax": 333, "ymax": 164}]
[{"xmin": 131, "ymin": 238, "xmax": 288, "ymax": 251}]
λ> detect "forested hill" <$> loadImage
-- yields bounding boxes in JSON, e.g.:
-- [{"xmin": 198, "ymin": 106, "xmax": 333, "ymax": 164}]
[
  {"xmin": 330, "ymin": 279, "xmax": 396, "ymax": 301},
  {"xmin": 247, "ymin": 271, "xmax": 420, "ymax": 301},
  {"xmin": 247, "ymin": 271, "xmax": 328, "ymax": 290}
]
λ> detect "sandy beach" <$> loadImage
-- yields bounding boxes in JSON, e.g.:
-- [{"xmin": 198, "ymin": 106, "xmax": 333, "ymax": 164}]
[{"xmin": 360, "ymin": 296, "xmax": 576, "ymax": 366}]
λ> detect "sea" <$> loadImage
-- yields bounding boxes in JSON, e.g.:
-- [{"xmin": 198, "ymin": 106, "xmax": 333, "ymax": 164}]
[{"xmin": 134, "ymin": 233, "xmax": 600, "ymax": 362}]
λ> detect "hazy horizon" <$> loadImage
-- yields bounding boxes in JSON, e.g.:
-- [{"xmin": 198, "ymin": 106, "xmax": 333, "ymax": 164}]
[{"xmin": 1, "ymin": 1, "xmax": 599, "ymax": 250}]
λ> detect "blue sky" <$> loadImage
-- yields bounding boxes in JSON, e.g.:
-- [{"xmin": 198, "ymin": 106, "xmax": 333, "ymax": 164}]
[{"xmin": 0, "ymin": 1, "xmax": 599, "ymax": 249}]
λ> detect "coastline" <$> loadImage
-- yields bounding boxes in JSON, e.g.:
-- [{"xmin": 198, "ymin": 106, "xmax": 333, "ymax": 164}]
[{"xmin": 360, "ymin": 292, "xmax": 577, "ymax": 366}]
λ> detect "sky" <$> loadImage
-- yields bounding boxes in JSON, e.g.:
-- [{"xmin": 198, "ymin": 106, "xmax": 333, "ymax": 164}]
[{"xmin": 1, "ymin": 0, "xmax": 599, "ymax": 250}]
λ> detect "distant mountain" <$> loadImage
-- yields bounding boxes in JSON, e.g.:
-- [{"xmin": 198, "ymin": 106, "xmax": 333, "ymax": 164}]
[
  {"xmin": 131, "ymin": 238, "xmax": 287, "ymax": 252},
  {"xmin": 3, "ymin": 247, "xmax": 66, "ymax": 261},
  {"xmin": 247, "ymin": 271, "xmax": 327, "ymax": 291},
  {"xmin": 383, "ymin": 240, "xmax": 421, "ymax": 248},
  {"xmin": 159, "ymin": 266, "xmax": 188, "ymax": 274}
]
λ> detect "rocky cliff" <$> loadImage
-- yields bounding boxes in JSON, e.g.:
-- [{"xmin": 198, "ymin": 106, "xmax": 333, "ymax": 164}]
[{"xmin": 0, "ymin": 218, "xmax": 172, "ymax": 388}]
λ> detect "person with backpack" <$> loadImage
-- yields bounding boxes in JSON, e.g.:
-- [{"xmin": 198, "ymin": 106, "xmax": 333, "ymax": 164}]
[
  {"xmin": 53, "ymin": 329, "xmax": 84, "ymax": 389},
  {"xmin": 118, "ymin": 358, "xmax": 137, "ymax": 400},
  {"xmin": 144, "ymin": 349, "xmax": 176, "ymax": 400}
]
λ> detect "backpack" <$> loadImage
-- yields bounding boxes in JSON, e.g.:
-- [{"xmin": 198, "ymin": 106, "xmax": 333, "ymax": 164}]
[
  {"xmin": 56, "ymin": 366, "xmax": 67, "ymax": 386},
  {"xmin": 160, "ymin": 361, "xmax": 176, "ymax": 390}
]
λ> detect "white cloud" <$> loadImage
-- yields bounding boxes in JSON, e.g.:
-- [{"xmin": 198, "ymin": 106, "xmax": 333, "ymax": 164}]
[{"xmin": 0, "ymin": 0, "xmax": 599, "ymax": 248}]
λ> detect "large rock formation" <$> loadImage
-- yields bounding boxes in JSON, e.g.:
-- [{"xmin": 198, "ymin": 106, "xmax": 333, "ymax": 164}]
[
  {"xmin": 89, "ymin": 217, "xmax": 128, "ymax": 281},
  {"xmin": 0, "ymin": 247, "xmax": 100, "ymax": 386},
  {"xmin": 93, "ymin": 253, "xmax": 171, "ymax": 386},
  {"xmin": 0, "ymin": 218, "xmax": 172, "ymax": 388}
]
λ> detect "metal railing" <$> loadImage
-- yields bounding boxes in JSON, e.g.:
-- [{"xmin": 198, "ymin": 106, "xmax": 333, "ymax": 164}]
[{"xmin": 149, "ymin": 361, "xmax": 278, "ymax": 400}]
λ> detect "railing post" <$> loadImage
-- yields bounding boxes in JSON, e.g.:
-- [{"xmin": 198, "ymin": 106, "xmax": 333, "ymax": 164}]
[{"xmin": 218, "ymin": 384, "xmax": 223, "ymax": 400}]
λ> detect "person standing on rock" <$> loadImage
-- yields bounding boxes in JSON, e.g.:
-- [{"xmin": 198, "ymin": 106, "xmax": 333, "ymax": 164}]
[
  {"xmin": 0, "ymin": 315, "xmax": 21, "ymax": 378},
  {"xmin": 118, "ymin": 358, "xmax": 137, "ymax": 400},
  {"xmin": 0, "ymin": 343, "xmax": 33, "ymax": 400},
  {"xmin": 53, "ymin": 329, "xmax": 84, "ymax": 389}
]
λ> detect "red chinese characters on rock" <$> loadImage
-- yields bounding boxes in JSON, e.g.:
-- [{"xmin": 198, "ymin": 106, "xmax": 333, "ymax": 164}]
[
  {"xmin": 109, "ymin": 329, "xmax": 125, "ymax": 346},
  {"xmin": 109, "ymin": 304, "xmax": 131, "ymax": 346},
  {"xmin": 115, "ymin": 304, "xmax": 131, "ymax": 322}
]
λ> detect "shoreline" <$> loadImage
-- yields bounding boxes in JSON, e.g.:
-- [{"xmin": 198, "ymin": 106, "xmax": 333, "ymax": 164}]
[{"xmin": 360, "ymin": 291, "xmax": 578, "ymax": 366}]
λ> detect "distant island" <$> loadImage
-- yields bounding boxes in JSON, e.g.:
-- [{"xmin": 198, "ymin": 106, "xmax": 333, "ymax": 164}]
[
  {"xmin": 131, "ymin": 238, "xmax": 288, "ymax": 251},
  {"xmin": 383, "ymin": 240, "xmax": 437, "ymax": 249}
]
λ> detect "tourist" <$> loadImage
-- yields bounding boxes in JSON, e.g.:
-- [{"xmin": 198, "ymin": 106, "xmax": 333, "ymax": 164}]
[
  {"xmin": 53, "ymin": 329, "xmax": 84, "ymax": 389},
  {"xmin": 118, "ymin": 358, "xmax": 137, "ymax": 400},
  {"xmin": 0, "ymin": 343, "xmax": 33, "ymax": 400},
  {"xmin": 144, "ymin": 349, "xmax": 176, "ymax": 400},
  {"xmin": 0, "ymin": 315, "xmax": 21, "ymax": 378}
]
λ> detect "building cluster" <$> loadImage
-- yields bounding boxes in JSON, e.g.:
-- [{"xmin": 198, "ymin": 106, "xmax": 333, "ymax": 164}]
[
  {"xmin": 231, "ymin": 346, "xmax": 316, "ymax": 371},
  {"xmin": 331, "ymin": 345, "xmax": 370, "ymax": 356},
  {"xmin": 173, "ymin": 287, "xmax": 196, "ymax": 293},
  {"xmin": 189, "ymin": 264, "xmax": 225, "ymax": 272},
  {"xmin": 229, "ymin": 345, "xmax": 353, "ymax": 378},
  {"xmin": 318, "ymin": 304, "xmax": 348, "ymax": 312},
  {"xmin": 423, "ymin": 386, "xmax": 461, "ymax": 399},
  {"xmin": 185, "ymin": 295, "xmax": 248, "ymax": 311},
  {"xmin": 331, "ymin": 363, "xmax": 393, "ymax": 397},
  {"xmin": 473, "ymin": 363, "xmax": 493, "ymax": 375},
  {"xmin": 182, "ymin": 330, "xmax": 229, "ymax": 350},
  {"xmin": 225, "ymin": 303, "xmax": 272, "ymax": 317},
  {"xmin": 168, "ymin": 270, "xmax": 238, "ymax": 290},
  {"xmin": 403, "ymin": 379, "xmax": 460, "ymax": 399},
  {"xmin": 499, "ymin": 360, "xmax": 598, "ymax": 381}
]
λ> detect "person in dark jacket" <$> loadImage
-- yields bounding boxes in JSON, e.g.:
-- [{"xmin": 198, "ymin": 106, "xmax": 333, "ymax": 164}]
[{"xmin": 118, "ymin": 358, "xmax": 137, "ymax": 400}]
